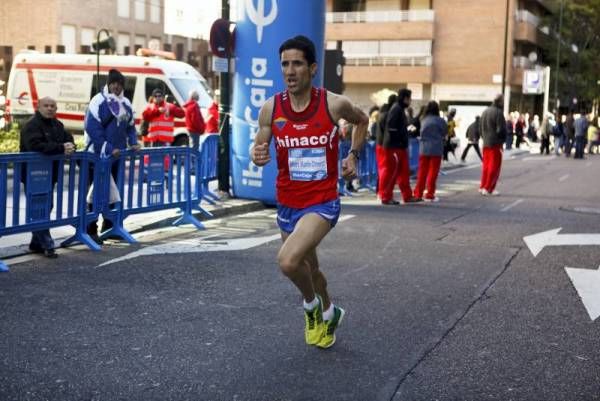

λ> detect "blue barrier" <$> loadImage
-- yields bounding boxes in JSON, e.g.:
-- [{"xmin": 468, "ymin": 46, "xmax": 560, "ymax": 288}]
[
  {"xmin": 0, "ymin": 152, "xmax": 103, "ymax": 271},
  {"xmin": 338, "ymin": 140, "xmax": 353, "ymax": 196},
  {"xmin": 338, "ymin": 140, "xmax": 378, "ymax": 196},
  {"xmin": 409, "ymin": 137, "xmax": 420, "ymax": 173},
  {"xmin": 197, "ymin": 134, "xmax": 220, "ymax": 205},
  {"xmin": 0, "ymin": 146, "xmax": 216, "ymax": 271},
  {"xmin": 359, "ymin": 141, "xmax": 378, "ymax": 191}
]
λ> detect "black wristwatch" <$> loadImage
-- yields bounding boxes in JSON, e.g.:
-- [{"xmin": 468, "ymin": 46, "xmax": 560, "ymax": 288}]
[{"xmin": 349, "ymin": 149, "xmax": 360, "ymax": 160}]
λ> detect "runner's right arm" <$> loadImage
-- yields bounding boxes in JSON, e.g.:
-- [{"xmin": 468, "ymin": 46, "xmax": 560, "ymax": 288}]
[{"xmin": 250, "ymin": 98, "xmax": 274, "ymax": 167}]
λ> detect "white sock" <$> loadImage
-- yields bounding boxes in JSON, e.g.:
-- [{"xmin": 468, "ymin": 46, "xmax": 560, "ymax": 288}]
[
  {"xmin": 323, "ymin": 304, "xmax": 334, "ymax": 321},
  {"xmin": 303, "ymin": 296, "xmax": 319, "ymax": 311}
]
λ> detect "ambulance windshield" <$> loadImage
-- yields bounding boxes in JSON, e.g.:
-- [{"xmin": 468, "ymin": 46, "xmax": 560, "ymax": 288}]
[{"xmin": 171, "ymin": 78, "xmax": 213, "ymax": 109}]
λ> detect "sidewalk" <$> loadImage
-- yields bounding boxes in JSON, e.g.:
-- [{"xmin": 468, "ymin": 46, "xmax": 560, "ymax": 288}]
[{"xmin": 0, "ymin": 181, "xmax": 265, "ymax": 261}]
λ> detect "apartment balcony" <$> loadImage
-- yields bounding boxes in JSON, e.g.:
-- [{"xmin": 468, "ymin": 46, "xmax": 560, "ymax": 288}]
[
  {"xmin": 343, "ymin": 56, "xmax": 433, "ymax": 84},
  {"xmin": 326, "ymin": 10, "xmax": 434, "ymax": 41},
  {"xmin": 514, "ymin": 9, "xmax": 547, "ymax": 45}
]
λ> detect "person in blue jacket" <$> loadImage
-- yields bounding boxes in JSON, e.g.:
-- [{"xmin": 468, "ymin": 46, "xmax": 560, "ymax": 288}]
[{"xmin": 84, "ymin": 68, "xmax": 139, "ymax": 243}]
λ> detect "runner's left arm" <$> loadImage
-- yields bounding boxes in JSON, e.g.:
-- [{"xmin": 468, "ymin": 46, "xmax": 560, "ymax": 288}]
[{"xmin": 329, "ymin": 93, "xmax": 369, "ymax": 178}]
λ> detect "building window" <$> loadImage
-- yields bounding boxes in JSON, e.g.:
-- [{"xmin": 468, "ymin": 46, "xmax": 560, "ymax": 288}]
[
  {"xmin": 61, "ymin": 24, "xmax": 76, "ymax": 54},
  {"xmin": 118, "ymin": 33, "xmax": 131, "ymax": 55},
  {"xmin": 81, "ymin": 28, "xmax": 95, "ymax": 47},
  {"xmin": 135, "ymin": 0, "xmax": 145, "ymax": 21},
  {"xmin": 135, "ymin": 35, "xmax": 146, "ymax": 50},
  {"xmin": 117, "ymin": 0, "xmax": 130, "ymax": 18},
  {"xmin": 150, "ymin": 0, "xmax": 160, "ymax": 23}
]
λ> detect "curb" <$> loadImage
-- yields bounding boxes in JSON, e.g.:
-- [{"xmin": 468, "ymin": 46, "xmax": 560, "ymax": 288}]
[
  {"xmin": 127, "ymin": 199, "xmax": 266, "ymax": 235},
  {"xmin": 0, "ymin": 198, "xmax": 267, "ymax": 262}
]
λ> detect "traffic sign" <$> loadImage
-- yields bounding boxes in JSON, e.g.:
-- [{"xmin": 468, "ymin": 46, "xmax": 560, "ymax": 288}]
[{"xmin": 210, "ymin": 18, "xmax": 234, "ymax": 58}]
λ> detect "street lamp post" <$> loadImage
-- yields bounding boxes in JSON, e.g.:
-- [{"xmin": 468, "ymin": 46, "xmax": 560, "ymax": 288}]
[
  {"xmin": 95, "ymin": 29, "xmax": 112, "ymax": 94},
  {"xmin": 554, "ymin": 0, "xmax": 564, "ymax": 111},
  {"xmin": 501, "ymin": 0, "xmax": 510, "ymax": 115}
]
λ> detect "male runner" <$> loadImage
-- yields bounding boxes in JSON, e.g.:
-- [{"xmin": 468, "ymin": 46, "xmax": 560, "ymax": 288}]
[{"xmin": 251, "ymin": 36, "xmax": 368, "ymax": 348}]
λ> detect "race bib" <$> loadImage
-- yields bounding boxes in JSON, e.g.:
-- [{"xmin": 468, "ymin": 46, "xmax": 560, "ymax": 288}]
[{"xmin": 288, "ymin": 147, "xmax": 328, "ymax": 181}]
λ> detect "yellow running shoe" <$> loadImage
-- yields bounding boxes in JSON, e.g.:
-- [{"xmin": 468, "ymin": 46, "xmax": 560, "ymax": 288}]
[
  {"xmin": 317, "ymin": 305, "xmax": 345, "ymax": 349},
  {"xmin": 304, "ymin": 296, "xmax": 325, "ymax": 345}
]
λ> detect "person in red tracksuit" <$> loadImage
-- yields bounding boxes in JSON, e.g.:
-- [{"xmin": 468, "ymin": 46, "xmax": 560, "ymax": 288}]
[
  {"xmin": 380, "ymin": 88, "xmax": 420, "ymax": 205},
  {"xmin": 479, "ymin": 94, "xmax": 507, "ymax": 196},
  {"xmin": 375, "ymin": 94, "xmax": 396, "ymax": 198},
  {"xmin": 142, "ymin": 88, "xmax": 185, "ymax": 147}
]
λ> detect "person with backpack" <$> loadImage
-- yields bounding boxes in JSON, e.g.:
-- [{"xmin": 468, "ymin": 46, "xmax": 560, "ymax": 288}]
[{"xmin": 460, "ymin": 116, "xmax": 483, "ymax": 162}]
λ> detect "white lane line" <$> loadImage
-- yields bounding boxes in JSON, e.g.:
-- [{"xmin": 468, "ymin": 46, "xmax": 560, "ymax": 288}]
[
  {"xmin": 500, "ymin": 199, "xmax": 524, "ymax": 212},
  {"xmin": 522, "ymin": 155, "xmax": 556, "ymax": 161},
  {"xmin": 558, "ymin": 174, "xmax": 570, "ymax": 182}
]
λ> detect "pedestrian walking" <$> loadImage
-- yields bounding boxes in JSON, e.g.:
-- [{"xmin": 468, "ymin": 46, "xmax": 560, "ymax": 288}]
[
  {"xmin": 460, "ymin": 116, "xmax": 483, "ymax": 162},
  {"xmin": 479, "ymin": 94, "xmax": 507, "ymax": 196},
  {"xmin": 539, "ymin": 114, "xmax": 553, "ymax": 155},
  {"xmin": 443, "ymin": 108, "xmax": 458, "ymax": 161},
  {"xmin": 250, "ymin": 35, "xmax": 368, "ymax": 349},
  {"xmin": 183, "ymin": 90, "xmax": 206, "ymax": 151},
  {"xmin": 553, "ymin": 115, "xmax": 565, "ymax": 155},
  {"xmin": 564, "ymin": 112, "xmax": 575, "ymax": 157},
  {"xmin": 20, "ymin": 97, "xmax": 76, "ymax": 258},
  {"xmin": 84, "ymin": 68, "xmax": 139, "ymax": 243},
  {"xmin": 413, "ymin": 100, "xmax": 446, "ymax": 202},
  {"xmin": 586, "ymin": 117, "xmax": 599, "ymax": 154},
  {"xmin": 142, "ymin": 88, "xmax": 185, "ymax": 147},
  {"xmin": 573, "ymin": 113, "xmax": 589, "ymax": 159}
]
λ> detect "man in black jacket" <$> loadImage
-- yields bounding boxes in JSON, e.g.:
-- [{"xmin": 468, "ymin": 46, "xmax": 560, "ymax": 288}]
[
  {"xmin": 380, "ymin": 88, "xmax": 418, "ymax": 205},
  {"xmin": 479, "ymin": 94, "xmax": 507, "ymax": 196},
  {"xmin": 20, "ymin": 97, "xmax": 75, "ymax": 258},
  {"xmin": 460, "ymin": 116, "xmax": 483, "ymax": 162}
]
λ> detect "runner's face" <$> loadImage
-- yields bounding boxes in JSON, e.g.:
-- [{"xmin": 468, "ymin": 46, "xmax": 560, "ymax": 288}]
[{"xmin": 280, "ymin": 49, "xmax": 316, "ymax": 95}]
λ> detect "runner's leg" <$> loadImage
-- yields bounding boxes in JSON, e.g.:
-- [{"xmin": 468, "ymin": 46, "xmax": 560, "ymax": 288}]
[{"xmin": 278, "ymin": 213, "xmax": 331, "ymax": 302}]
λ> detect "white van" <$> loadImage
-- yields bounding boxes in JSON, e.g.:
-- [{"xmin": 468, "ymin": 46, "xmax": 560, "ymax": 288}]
[{"xmin": 6, "ymin": 51, "xmax": 214, "ymax": 145}]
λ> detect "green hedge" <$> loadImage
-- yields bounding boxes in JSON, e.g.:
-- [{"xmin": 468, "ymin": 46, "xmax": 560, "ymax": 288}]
[{"xmin": 0, "ymin": 124, "xmax": 20, "ymax": 153}]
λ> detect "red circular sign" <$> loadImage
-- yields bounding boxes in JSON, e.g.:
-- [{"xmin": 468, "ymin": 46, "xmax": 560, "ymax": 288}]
[{"xmin": 210, "ymin": 19, "xmax": 234, "ymax": 58}]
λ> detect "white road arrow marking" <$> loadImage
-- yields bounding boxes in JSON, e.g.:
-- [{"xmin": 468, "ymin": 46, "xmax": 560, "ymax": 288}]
[
  {"xmin": 98, "ymin": 234, "xmax": 281, "ymax": 267},
  {"xmin": 98, "ymin": 214, "xmax": 355, "ymax": 267},
  {"xmin": 523, "ymin": 228, "xmax": 600, "ymax": 257},
  {"xmin": 565, "ymin": 266, "xmax": 600, "ymax": 321}
]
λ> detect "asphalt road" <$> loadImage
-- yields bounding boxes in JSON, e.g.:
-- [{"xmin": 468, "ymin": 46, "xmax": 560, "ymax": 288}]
[{"xmin": 1, "ymin": 151, "xmax": 599, "ymax": 401}]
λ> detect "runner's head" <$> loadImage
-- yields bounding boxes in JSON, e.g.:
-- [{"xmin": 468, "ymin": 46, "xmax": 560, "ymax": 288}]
[{"xmin": 279, "ymin": 35, "xmax": 318, "ymax": 95}]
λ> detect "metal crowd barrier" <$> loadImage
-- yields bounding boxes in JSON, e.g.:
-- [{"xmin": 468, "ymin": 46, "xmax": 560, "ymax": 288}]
[
  {"xmin": 0, "ymin": 145, "xmax": 217, "ymax": 271},
  {"xmin": 337, "ymin": 138, "xmax": 420, "ymax": 196},
  {"xmin": 197, "ymin": 134, "xmax": 220, "ymax": 205}
]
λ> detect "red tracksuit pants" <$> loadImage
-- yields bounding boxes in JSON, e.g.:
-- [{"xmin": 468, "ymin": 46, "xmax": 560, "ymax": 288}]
[
  {"xmin": 480, "ymin": 145, "xmax": 503, "ymax": 192},
  {"xmin": 378, "ymin": 148, "xmax": 412, "ymax": 202},
  {"xmin": 413, "ymin": 155, "xmax": 442, "ymax": 199}
]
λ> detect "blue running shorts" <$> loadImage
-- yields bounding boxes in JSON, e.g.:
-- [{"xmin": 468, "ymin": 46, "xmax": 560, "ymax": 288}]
[{"xmin": 276, "ymin": 199, "xmax": 341, "ymax": 234}]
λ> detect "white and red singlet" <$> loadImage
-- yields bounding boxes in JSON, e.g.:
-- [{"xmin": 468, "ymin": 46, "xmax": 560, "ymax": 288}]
[{"xmin": 271, "ymin": 87, "xmax": 339, "ymax": 208}]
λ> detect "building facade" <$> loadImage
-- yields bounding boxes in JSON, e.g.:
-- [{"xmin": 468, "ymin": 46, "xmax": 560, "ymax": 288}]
[
  {"xmin": 326, "ymin": 0, "xmax": 554, "ymax": 116},
  {"xmin": 0, "ymin": 0, "xmax": 215, "ymax": 87}
]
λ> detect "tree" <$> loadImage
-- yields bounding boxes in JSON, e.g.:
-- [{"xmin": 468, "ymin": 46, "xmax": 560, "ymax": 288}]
[{"xmin": 544, "ymin": 0, "xmax": 600, "ymax": 113}]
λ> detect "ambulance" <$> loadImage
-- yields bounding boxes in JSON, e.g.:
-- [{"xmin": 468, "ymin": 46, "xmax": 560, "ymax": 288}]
[{"xmin": 6, "ymin": 51, "xmax": 214, "ymax": 145}]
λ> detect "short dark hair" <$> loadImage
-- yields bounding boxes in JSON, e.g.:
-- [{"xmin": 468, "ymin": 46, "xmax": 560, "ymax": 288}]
[
  {"xmin": 279, "ymin": 35, "xmax": 317, "ymax": 65},
  {"xmin": 397, "ymin": 88, "xmax": 412, "ymax": 102},
  {"xmin": 425, "ymin": 100, "xmax": 440, "ymax": 116}
]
